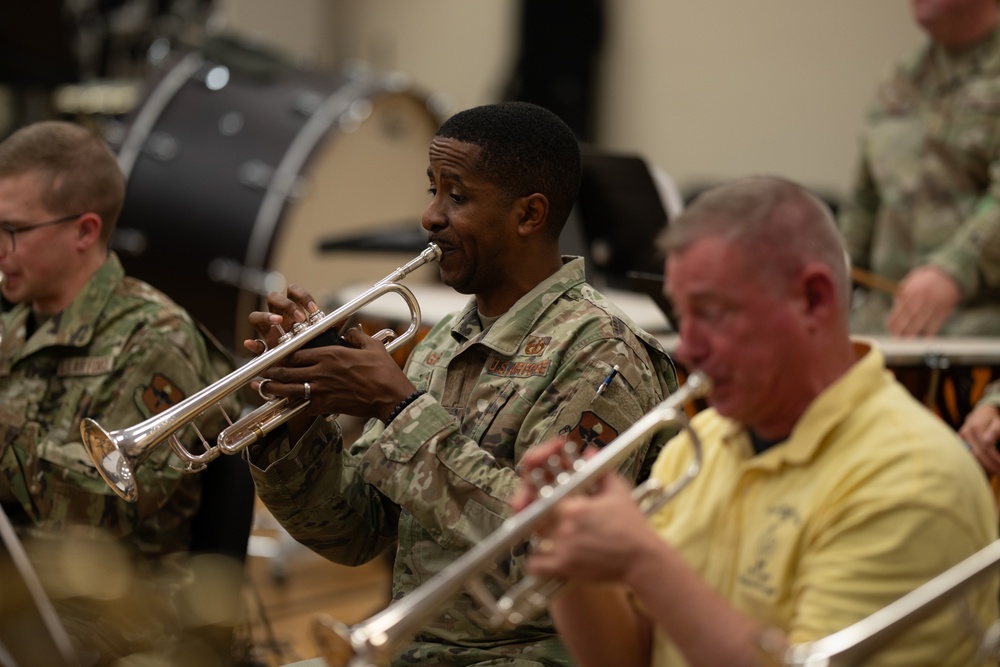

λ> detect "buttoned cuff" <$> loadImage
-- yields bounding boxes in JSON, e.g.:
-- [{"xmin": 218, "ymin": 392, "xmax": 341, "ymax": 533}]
[{"xmin": 246, "ymin": 417, "xmax": 342, "ymax": 487}]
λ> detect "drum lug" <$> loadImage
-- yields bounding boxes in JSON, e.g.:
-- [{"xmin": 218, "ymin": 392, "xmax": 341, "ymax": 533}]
[
  {"xmin": 292, "ymin": 90, "xmax": 326, "ymax": 117},
  {"xmin": 142, "ymin": 130, "xmax": 178, "ymax": 162},
  {"xmin": 238, "ymin": 160, "xmax": 274, "ymax": 190},
  {"xmin": 239, "ymin": 160, "xmax": 309, "ymax": 199}
]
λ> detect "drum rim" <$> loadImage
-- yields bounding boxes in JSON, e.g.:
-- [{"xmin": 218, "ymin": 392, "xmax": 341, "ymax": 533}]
[{"xmin": 116, "ymin": 52, "xmax": 205, "ymax": 179}]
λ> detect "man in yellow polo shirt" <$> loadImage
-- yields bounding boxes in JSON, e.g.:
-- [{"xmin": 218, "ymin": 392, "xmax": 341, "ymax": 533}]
[{"xmin": 513, "ymin": 176, "xmax": 999, "ymax": 666}]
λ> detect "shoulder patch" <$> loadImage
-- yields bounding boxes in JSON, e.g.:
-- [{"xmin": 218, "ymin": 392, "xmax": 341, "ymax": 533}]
[
  {"xmin": 137, "ymin": 373, "xmax": 186, "ymax": 415},
  {"xmin": 567, "ymin": 410, "xmax": 619, "ymax": 451}
]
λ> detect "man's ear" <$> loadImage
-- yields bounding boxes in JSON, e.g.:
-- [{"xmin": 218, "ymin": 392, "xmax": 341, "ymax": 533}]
[
  {"xmin": 801, "ymin": 264, "xmax": 837, "ymax": 318},
  {"xmin": 516, "ymin": 193, "xmax": 550, "ymax": 237},
  {"xmin": 75, "ymin": 213, "xmax": 103, "ymax": 249}
]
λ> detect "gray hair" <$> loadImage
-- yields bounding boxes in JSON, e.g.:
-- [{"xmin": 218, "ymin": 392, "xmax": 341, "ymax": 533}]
[{"xmin": 659, "ymin": 175, "xmax": 850, "ymax": 310}]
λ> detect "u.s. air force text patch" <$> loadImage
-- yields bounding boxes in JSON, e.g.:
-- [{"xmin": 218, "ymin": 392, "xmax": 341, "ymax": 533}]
[
  {"xmin": 137, "ymin": 373, "xmax": 186, "ymax": 415},
  {"xmin": 566, "ymin": 411, "xmax": 618, "ymax": 450},
  {"xmin": 57, "ymin": 356, "xmax": 114, "ymax": 376},
  {"xmin": 485, "ymin": 356, "xmax": 551, "ymax": 378}
]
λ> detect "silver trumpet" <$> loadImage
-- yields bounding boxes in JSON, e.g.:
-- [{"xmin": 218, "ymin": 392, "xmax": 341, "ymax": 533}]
[
  {"xmin": 312, "ymin": 371, "xmax": 712, "ymax": 667},
  {"xmin": 81, "ymin": 243, "xmax": 442, "ymax": 502}
]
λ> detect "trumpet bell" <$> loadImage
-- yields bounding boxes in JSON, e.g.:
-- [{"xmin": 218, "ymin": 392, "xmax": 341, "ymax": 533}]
[{"xmin": 81, "ymin": 418, "xmax": 139, "ymax": 502}]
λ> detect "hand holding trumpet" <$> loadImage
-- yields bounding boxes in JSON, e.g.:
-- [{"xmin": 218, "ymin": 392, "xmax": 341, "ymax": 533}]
[
  {"xmin": 511, "ymin": 438, "xmax": 661, "ymax": 586},
  {"xmin": 80, "ymin": 244, "xmax": 439, "ymax": 502},
  {"xmin": 245, "ymin": 283, "xmax": 419, "ymax": 430}
]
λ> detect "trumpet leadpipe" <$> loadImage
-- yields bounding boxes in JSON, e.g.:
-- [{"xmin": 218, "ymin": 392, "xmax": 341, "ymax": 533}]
[
  {"xmin": 782, "ymin": 538, "xmax": 1000, "ymax": 666},
  {"xmin": 477, "ymin": 370, "xmax": 711, "ymax": 628}
]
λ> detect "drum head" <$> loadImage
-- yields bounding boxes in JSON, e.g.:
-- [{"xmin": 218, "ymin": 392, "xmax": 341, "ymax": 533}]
[{"xmin": 113, "ymin": 50, "xmax": 440, "ymax": 351}]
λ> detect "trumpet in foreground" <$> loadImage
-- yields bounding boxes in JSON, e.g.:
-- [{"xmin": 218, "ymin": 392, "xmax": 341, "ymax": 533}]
[
  {"xmin": 313, "ymin": 371, "xmax": 712, "ymax": 667},
  {"xmin": 780, "ymin": 538, "xmax": 1000, "ymax": 666},
  {"xmin": 81, "ymin": 244, "xmax": 441, "ymax": 502}
]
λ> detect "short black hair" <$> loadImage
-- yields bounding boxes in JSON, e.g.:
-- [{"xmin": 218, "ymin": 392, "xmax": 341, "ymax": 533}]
[{"xmin": 435, "ymin": 101, "xmax": 581, "ymax": 237}]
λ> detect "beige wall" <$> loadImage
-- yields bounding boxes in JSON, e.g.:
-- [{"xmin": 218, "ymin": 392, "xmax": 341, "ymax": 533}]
[{"xmin": 214, "ymin": 0, "xmax": 925, "ymax": 201}]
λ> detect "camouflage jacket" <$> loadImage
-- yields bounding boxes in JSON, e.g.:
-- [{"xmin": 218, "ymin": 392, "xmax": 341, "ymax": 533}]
[
  {"xmin": 249, "ymin": 257, "xmax": 678, "ymax": 666},
  {"xmin": 981, "ymin": 379, "xmax": 1000, "ymax": 409},
  {"xmin": 839, "ymin": 27, "xmax": 1000, "ymax": 335},
  {"xmin": 0, "ymin": 253, "xmax": 237, "ymax": 558}
]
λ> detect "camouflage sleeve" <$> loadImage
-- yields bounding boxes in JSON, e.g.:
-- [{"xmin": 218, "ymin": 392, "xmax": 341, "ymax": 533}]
[
  {"xmin": 357, "ymin": 334, "xmax": 670, "ymax": 553},
  {"xmin": 979, "ymin": 379, "xmax": 1000, "ymax": 409},
  {"xmin": 927, "ymin": 187, "xmax": 1000, "ymax": 295},
  {"xmin": 51, "ymin": 319, "xmax": 221, "ymax": 554},
  {"xmin": 838, "ymin": 151, "xmax": 880, "ymax": 271},
  {"xmin": 246, "ymin": 418, "xmax": 401, "ymax": 566}
]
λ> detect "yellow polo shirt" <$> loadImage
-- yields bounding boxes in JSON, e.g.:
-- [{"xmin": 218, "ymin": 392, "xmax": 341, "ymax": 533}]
[{"xmin": 648, "ymin": 342, "xmax": 998, "ymax": 666}]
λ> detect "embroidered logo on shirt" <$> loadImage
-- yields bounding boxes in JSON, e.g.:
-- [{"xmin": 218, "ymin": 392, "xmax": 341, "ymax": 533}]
[
  {"xmin": 565, "ymin": 411, "xmax": 618, "ymax": 450},
  {"xmin": 738, "ymin": 504, "xmax": 801, "ymax": 598},
  {"xmin": 138, "ymin": 373, "xmax": 186, "ymax": 415},
  {"xmin": 522, "ymin": 336, "xmax": 550, "ymax": 357},
  {"xmin": 425, "ymin": 351, "xmax": 443, "ymax": 366}
]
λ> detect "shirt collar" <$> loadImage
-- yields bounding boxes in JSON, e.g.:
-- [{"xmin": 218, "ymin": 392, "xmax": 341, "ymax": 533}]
[
  {"xmin": 449, "ymin": 256, "xmax": 586, "ymax": 355},
  {"xmin": 721, "ymin": 339, "xmax": 890, "ymax": 469},
  {"xmin": 20, "ymin": 252, "xmax": 124, "ymax": 355}
]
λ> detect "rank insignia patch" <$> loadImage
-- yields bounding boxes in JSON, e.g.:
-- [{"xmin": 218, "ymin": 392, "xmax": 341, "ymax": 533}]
[
  {"xmin": 522, "ymin": 336, "xmax": 550, "ymax": 357},
  {"xmin": 567, "ymin": 411, "xmax": 618, "ymax": 450},
  {"xmin": 139, "ymin": 373, "xmax": 186, "ymax": 415}
]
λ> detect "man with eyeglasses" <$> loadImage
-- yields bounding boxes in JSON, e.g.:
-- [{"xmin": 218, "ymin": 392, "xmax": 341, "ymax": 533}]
[{"xmin": 0, "ymin": 120, "xmax": 242, "ymax": 663}]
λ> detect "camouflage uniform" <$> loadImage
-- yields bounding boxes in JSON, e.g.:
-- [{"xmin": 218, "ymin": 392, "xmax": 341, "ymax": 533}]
[
  {"xmin": 249, "ymin": 257, "xmax": 678, "ymax": 667},
  {"xmin": 839, "ymin": 26, "xmax": 1000, "ymax": 335},
  {"xmin": 0, "ymin": 252, "xmax": 237, "ymax": 558},
  {"xmin": 980, "ymin": 379, "xmax": 1000, "ymax": 409}
]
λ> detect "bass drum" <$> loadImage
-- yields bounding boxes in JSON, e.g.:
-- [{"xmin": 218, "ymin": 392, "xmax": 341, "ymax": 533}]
[{"xmin": 111, "ymin": 45, "xmax": 442, "ymax": 351}]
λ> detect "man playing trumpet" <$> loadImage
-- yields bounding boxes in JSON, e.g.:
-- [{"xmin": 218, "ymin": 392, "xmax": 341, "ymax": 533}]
[
  {"xmin": 0, "ymin": 121, "xmax": 242, "ymax": 663},
  {"xmin": 244, "ymin": 101, "xmax": 679, "ymax": 666},
  {"xmin": 515, "ymin": 176, "xmax": 998, "ymax": 667}
]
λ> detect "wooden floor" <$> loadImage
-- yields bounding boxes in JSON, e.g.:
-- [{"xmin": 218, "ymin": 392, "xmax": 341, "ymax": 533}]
[{"xmin": 242, "ymin": 505, "xmax": 392, "ymax": 667}]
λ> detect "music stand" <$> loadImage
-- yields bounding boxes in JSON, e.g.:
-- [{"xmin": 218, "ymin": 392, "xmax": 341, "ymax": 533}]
[
  {"xmin": 573, "ymin": 149, "xmax": 677, "ymax": 329},
  {"xmin": 0, "ymin": 506, "xmax": 79, "ymax": 667}
]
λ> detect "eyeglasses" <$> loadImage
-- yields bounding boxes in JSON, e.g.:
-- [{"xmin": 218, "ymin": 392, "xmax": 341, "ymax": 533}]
[{"xmin": 0, "ymin": 213, "xmax": 84, "ymax": 253}]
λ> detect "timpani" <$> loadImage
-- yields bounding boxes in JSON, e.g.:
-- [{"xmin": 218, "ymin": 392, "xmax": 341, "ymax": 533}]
[{"xmin": 655, "ymin": 334, "xmax": 1000, "ymax": 429}]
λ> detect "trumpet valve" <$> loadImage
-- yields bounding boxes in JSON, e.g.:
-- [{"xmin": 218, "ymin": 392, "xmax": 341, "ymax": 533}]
[
  {"xmin": 278, "ymin": 320, "xmax": 308, "ymax": 344},
  {"xmin": 372, "ymin": 327, "xmax": 397, "ymax": 345}
]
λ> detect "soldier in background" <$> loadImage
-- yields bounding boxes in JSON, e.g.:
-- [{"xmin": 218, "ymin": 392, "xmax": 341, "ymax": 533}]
[
  {"xmin": 839, "ymin": 0, "xmax": 1000, "ymax": 337},
  {"xmin": 0, "ymin": 120, "xmax": 242, "ymax": 665},
  {"xmin": 962, "ymin": 379, "xmax": 1000, "ymax": 473},
  {"xmin": 245, "ymin": 101, "xmax": 678, "ymax": 666}
]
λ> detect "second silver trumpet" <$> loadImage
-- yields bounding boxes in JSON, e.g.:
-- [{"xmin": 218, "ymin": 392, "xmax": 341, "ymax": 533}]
[{"xmin": 312, "ymin": 371, "xmax": 712, "ymax": 667}]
